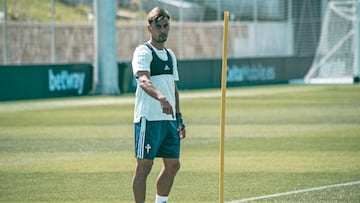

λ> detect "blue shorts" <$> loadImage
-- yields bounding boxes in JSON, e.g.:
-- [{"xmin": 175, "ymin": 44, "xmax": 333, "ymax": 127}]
[{"xmin": 134, "ymin": 117, "xmax": 180, "ymax": 160}]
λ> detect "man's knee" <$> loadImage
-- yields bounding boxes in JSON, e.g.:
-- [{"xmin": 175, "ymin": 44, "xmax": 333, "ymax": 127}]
[
  {"xmin": 164, "ymin": 159, "xmax": 180, "ymax": 175},
  {"xmin": 171, "ymin": 161, "xmax": 180, "ymax": 173},
  {"xmin": 135, "ymin": 159, "xmax": 154, "ymax": 176}
]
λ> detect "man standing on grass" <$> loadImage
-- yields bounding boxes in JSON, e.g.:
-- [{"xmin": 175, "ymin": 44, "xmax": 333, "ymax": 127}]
[{"xmin": 131, "ymin": 7, "xmax": 186, "ymax": 203}]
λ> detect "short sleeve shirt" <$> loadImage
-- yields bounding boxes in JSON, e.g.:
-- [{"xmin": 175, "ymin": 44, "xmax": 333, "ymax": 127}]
[{"xmin": 131, "ymin": 43, "xmax": 179, "ymax": 123}]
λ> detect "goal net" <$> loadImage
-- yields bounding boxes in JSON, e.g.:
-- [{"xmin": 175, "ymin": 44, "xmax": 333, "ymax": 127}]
[{"xmin": 305, "ymin": 1, "xmax": 356, "ymax": 84}]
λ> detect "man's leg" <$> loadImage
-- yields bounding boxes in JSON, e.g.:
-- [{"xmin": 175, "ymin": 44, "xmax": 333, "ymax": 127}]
[
  {"xmin": 156, "ymin": 158, "xmax": 180, "ymax": 197},
  {"xmin": 133, "ymin": 159, "xmax": 154, "ymax": 203}
]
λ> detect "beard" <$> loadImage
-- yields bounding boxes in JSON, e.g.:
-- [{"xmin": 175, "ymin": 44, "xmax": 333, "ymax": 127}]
[{"xmin": 156, "ymin": 34, "xmax": 168, "ymax": 43}]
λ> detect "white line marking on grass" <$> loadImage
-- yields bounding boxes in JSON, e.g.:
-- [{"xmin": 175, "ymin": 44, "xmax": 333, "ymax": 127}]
[
  {"xmin": 226, "ymin": 180, "xmax": 360, "ymax": 203},
  {"xmin": 0, "ymin": 97, "xmax": 135, "ymax": 113},
  {"xmin": 0, "ymin": 86, "xmax": 323, "ymax": 113}
]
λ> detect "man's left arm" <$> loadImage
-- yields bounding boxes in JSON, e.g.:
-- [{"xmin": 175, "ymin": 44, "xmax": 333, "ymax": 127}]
[{"xmin": 175, "ymin": 82, "xmax": 186, "ymax": 139}]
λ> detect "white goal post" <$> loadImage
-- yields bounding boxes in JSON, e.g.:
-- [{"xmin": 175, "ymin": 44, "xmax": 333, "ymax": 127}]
[{"xmin": 305, "ymin": 0, "xmax": 359, "ymax": 84}]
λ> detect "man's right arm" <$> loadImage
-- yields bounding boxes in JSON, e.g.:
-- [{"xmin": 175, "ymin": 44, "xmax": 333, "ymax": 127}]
[{"xmin": 137, "ymin": 71, "xmax": 174, "ymax": 118}]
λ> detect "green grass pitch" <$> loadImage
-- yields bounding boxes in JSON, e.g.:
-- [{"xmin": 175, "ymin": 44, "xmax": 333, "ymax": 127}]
[{"xmin": 1, "ymin": 85, "xmax": 360, "ymax": 202}]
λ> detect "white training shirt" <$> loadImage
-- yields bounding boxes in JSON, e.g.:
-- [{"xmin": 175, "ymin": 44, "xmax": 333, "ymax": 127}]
[{"xmin": 131, "ymin": 43, "xmax": 179, "ymax": 123}]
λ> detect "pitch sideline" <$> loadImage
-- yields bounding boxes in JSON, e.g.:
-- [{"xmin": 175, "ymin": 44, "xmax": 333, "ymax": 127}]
[
  {"xmin": 226, "ymin": 180, "xmax": 360, "ymax": 203},
  {"xmin": 0, "ymin": 85, "xmax": 325, "ymax": 113}
]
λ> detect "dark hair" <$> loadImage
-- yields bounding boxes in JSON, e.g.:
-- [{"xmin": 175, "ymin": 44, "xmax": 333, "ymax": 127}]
[{"xmin": 147, "ymin": 7, "xmax": 171, "ymax": 25}]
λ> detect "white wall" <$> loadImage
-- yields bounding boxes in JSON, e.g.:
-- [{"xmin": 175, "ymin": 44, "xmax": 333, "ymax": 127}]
[{"xmin": 232, "ymin": 22, "xmax": 294, "ymax": 57}]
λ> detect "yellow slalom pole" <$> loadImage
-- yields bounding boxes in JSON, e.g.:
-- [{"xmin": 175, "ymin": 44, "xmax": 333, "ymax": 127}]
[{"xmin": 220, "ymin": 11, "xmax": 229, "ymax": 203}]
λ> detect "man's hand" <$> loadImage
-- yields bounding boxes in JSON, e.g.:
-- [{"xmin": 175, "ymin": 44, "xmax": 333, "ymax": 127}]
[{"xmin": 159, "ymin": 97, "xmax": 174, "ymax": 118}]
